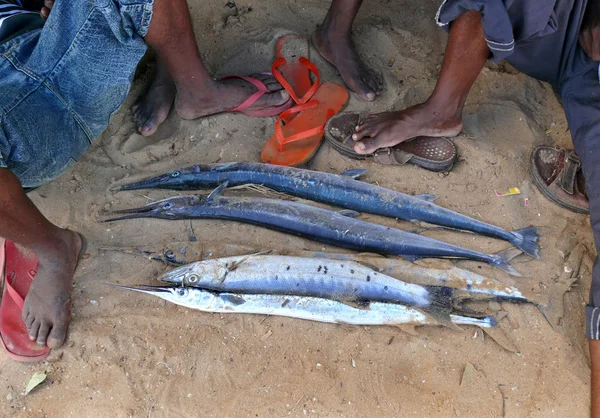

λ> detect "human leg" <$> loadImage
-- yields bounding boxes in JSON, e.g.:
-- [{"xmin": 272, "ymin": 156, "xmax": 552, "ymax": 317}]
[
  {"xmin": 559, "ymin": 47, "xmax": 600, "ymax": 417},
  {"xmin": 141, "ymin": 0, "xmax": 288, "ymax": 125},
  {"xmin": 312, "ymin": 0, "xmax": 381, "ymax": 102},
  {"xmin": 351, "ymin": 10, "xmax": 488, "ymax": 154}
]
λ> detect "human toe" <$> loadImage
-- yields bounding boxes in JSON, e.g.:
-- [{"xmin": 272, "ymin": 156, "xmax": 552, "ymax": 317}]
[
  {"xmin": 354, "ymin": 137, "xmax": 382, "ymax": 154},
  {"xmin": 28, "ymin": 319, "xmax": 40, "ymax": 341},
  {"xmin": 36, "ymin": 322, "xmax": 51, "ymax": 346},
  {"xmin": 47, "ymin": 323, "xmax": 68, "ymax": 348}
]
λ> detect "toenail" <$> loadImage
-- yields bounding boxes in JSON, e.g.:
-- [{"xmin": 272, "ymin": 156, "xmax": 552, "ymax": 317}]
[
  {"xmin": 357, "ymin": 143, "xmax": 366, "ymax": 150},
  {"xmin": 352, "ymin": 134, "xmax": 358, "ymax": 140}
]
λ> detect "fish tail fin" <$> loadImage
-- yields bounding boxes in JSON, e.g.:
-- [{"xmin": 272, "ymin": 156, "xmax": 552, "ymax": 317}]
[
  {"xmin": 489, "ymin": 248, "xmax": 522, "ymax": 277},
  {"xmin": 449, "ymin": 314, "xmax": 497, "ymax": 328},
  {"xmin": 509, "ymin": 227, "xmax": 541, "ymax": 259}
]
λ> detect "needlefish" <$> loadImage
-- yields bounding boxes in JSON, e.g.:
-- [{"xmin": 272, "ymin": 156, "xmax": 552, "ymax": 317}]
[
  {"xmin": 115, "ymin": 162, "xmax": 540, "ymax": 258},
  {"xmin": 159, "ymin": 255, "xmax": 531, "ymax": 311},
  {"xmin": 105, "ymin": 183, "xmax": 522, "ymax": 276},
  {"xmin": 112, "ymin": 284, "xmax": 497, "ymax": 328}
]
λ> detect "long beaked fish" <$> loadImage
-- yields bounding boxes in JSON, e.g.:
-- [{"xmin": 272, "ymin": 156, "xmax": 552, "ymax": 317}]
[
  {"xmin": 159, "ymin": 255, "xmax": 530, "ymax": 314},
  {"xmin": 112, "ymin": 284, "xmax": 497, "ymax": 328},
  {"xmin": 102, "ymin": 243, "xmax": 545, "ymax": 304},
  {"xmin": 115, "ymin": 162, "xmax": 540, "ymax": 258},
  {"xmin": 105, "ymin": 184, "xmax": 521, "ymax": 276}
]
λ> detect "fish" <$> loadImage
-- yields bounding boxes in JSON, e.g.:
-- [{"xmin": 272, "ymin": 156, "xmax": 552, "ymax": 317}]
[
  {"xmin": 105, "ymin": 183, "xmax": 522, "ymax": 276},
  {"xmin": 112, "ymin": 284, "xmax": 497, "ymax": 328},
  {"xmin": 159, "ymin": 254, "xmax": 458, "ymax": 311},
  {"xmin": 115, "ymin": 162, "xmax": 540, "ymax": 258},
  {"xmin": 102, "ymin": 243, "xmax": 545, "ymax": 304},
  {"xmin": 159, "ymin": 255, "xmax": 532, "ymax": 314}
]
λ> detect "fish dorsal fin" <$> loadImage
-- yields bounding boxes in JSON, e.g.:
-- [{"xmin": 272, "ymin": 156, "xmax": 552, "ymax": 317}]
[
  {"xmin": 338, "ymin": 209, "xmax": 361, "ymax": 218},
  {"xmin": 206, "ymin": 181, "xmax": 229, "ymax": 202},
  {"xmin": 215, "ymin": 162, "xmax": 238, "ymax": 171},
  {"xmin": 340, "ymin": 168, "xmax": 368, "ymax": 180},
  {"xmin": 415, "ymin": 194, "xmax": 437, "ymax": 202}
]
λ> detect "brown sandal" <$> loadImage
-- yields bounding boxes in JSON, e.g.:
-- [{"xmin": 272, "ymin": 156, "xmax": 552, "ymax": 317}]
[
  {"xmin": 324, "ymin": 113, "xmax": 457, "ymax": 172},
  {"xmin": 530, "ymin": 146, "xmax": 589, "ymax": 214}
]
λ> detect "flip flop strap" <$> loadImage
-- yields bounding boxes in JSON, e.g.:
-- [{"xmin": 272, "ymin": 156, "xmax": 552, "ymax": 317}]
[
  {"xmin": 275, "ymin": 101, "xmax": 334, "ymax": 150},
  {"xmin": 222, "ymin": 75, "xmax": 269, "ymax": 112},
  {"xmin": 374, "ymin": 148, "xmax": 414, "ymax": 165},
  {"xmin": 558, "ymin": 151, "xmax": 581, "ymax": 195},
  {"xmin": 5, "ymin": 273, "xmax": 25, "ymax": 310},
  {"xmin": 272, "ymin": 57, "xmax": 320, "ymax": 105}
]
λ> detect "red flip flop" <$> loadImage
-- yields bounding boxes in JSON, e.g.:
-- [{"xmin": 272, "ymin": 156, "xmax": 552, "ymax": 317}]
[
  {"xmin": 223, "ymin": 74, "xmax": 293, "ymax": 118},
  {"xmin": 0, "ymin": 240, "xmax": 50, "ymax": 362}
]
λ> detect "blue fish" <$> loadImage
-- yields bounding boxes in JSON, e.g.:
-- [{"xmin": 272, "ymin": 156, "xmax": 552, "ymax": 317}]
[
  {"xmin": 106, "ymin": 183, "xmax": 521, "ymax": 276},
  {"xmin": 115, "ymin": 162, "xmax": 540, "ymax": 258}
]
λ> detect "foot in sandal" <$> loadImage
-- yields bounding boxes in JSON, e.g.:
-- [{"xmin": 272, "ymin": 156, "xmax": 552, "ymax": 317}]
[
  {"xmin": 21, "ymin": 230, "xmax": 83, "ymax": 349},
  {"xmin": 175, "ymin": 74, "xmax": 290, "ymax": 120},
  {"xmin": 351, "ymin": 102, "xmax": 463, "ymax": 155}
]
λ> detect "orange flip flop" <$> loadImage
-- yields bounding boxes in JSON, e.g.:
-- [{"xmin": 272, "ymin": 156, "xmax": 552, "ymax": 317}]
[
  {"xmin": 0, "ymin": 240, "xmax": 50, "ymax": 362},
  {"xmin": 272, "ymin": 35, "xmax": 320, "ymax": 107},
  {"xmin": 261, "ymin": 82, "xmax": 349, "ymax": 166}
]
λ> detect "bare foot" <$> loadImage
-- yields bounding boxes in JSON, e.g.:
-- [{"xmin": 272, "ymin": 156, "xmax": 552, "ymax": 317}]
[
  {"xmin": 132, "ymin": 59, "xmax": 176, "ymax": 137},
  {"xmin": 21, "ymin": 229, "xmax": 82, "ymax": 348},
  {"xmin": 352, "ymin": 102, "xmax": 463, "ymax": 154},
  {"xmin": 174, "ymin": 74, "xmax": 290, "ymax": 120},
  {"xmin": 312, "ymin": 26, "xmax": 381, "ymax": 102}
]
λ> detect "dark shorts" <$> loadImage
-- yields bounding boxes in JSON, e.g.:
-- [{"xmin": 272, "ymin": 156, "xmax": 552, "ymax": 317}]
[
  {"xmin": 439, "ymin": 0, "xmax": 600, "ymax": 338},
  {"xmin": 0, "ymin": 0, "xmax": 153, "ymax": 188}
]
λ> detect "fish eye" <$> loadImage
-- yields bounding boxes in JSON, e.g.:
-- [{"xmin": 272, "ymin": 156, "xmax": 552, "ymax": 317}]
[
  {"xmin": 187, "ymin": 274, "xmax": 200, "ymax": 284},
  {"xmin": 163, "ymin": 202, "xmax": 173, "ymax": 210},
  {"xmin": 175, "ymin": 288, "xmax": 188, "ymax": 297},
  {"xmin": 171, "ymin": 171, "xmax": 180, "ymax": 178},
  {"xmin": 164, "ymin": 250, "xmax": 175, "ymax": 259}
]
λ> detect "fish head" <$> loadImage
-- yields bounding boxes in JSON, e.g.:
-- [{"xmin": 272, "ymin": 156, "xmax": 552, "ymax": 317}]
[
  {"xmin": 160, "ymin": 259, "xmax": 229, "ymax": 287},
  {"xmin": 104, "ymin": 195, "xmax": 201, "ymax": 221},
  {"xmin": 116, "ymin": 165, "xmax": 214, "ymax": 191}
]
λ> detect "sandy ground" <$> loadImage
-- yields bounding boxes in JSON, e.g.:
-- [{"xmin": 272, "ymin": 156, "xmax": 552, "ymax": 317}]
[{"xmin": 0, "ymin": 0, "xmax": 597, "ymax": 416}]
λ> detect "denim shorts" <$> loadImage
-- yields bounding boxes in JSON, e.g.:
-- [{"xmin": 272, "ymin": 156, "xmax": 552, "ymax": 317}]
[{"xmin": 0, "ymin": 0, "xmax": 153, "ymax": 188}]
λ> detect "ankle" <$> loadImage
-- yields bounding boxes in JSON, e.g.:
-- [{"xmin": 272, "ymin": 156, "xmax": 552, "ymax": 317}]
[
  {"xmin": 424, "ymin": 96, "xmax": 463, "ymax": 122},
  {"xmin": 36, "ymin": 228, "xmax": 77, "ymax": 263}
]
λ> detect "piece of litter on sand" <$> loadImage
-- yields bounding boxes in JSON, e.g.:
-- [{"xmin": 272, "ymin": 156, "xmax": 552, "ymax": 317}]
[
  {"xmin": 261, "ymin": 330, "xmax": 273, "ymax": 341},
  {"xmin": 495, "ymin": 187, "xmax": 521, "ymax": 197},
  {"xmin": 25, "ymin": 371, "xmax": 47, "ymax": 395},
  {"xmin": 351, "ymin": 359, "xmax": 356, "ymax": 368}
]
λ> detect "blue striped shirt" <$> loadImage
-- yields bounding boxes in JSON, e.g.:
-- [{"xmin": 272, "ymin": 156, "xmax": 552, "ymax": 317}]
[{"xmin": 0, "ymin": 0, "xmax": 42, "ymax": 43}]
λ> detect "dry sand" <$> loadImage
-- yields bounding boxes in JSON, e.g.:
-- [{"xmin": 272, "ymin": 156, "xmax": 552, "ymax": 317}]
[{"xmin": 0, "ymin": 0, "xmax": 595, "ymax": 416}]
